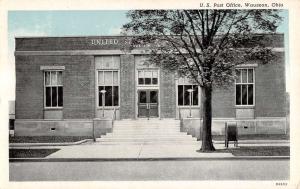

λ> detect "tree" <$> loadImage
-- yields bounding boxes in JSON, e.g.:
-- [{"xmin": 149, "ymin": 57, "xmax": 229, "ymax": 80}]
[{"xmin": 122, "ymin": 10, "xmax": 282, "ymax": 152}]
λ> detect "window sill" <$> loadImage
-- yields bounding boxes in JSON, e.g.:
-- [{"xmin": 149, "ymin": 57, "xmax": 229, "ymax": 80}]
[
  {"xmin": 137, "ymin": 85, "xmax": 159, "ymax": 87},
  {"xmin": 97, "ymin": 106, "xmax": 120, "ymax": 110},
  {"xmin": 44, "ymin": 107, "xmax": 63, "ymax": 110},
  {"xmin": 235, "ymin": 105, "xmax": 255, "ymax": 109},
  {"xmin": 177, "ymin": 106, "xmax": 200, "ymax": 108}
]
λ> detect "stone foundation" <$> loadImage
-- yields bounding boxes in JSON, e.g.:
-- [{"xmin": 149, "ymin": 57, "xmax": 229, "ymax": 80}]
[
  {"xmin": 14, "ymin": 119, "xmax": 113, "ymax": 137},
  {"xmin": 181, "ymin": 117, "xmax": 288, "ymax": 140}
]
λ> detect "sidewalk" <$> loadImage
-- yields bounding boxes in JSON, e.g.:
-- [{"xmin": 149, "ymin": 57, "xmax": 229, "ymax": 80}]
[
  {"xmin": 45, "ymin": 143, "xmax": 234, "ymax": 159},
  {"xmin": 9, "ymin": 140, "xmax": 290, "ymax": 161}
]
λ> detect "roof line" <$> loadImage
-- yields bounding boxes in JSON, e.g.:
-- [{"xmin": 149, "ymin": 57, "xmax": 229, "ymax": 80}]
[{"xmin": 15, "ymin": 33, "xmax": 284, "ymax": 39}]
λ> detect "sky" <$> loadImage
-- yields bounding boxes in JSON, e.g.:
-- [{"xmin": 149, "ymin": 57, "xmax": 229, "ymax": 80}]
[{"xmin": 4, "ymin": 10, "xmax": 289, "ymax": 100}]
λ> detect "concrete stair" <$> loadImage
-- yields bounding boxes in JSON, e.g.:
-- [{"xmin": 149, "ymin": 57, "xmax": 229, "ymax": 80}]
[{"xmin": 96, "ymin": 119, "xmax": 198, "ymax": 144}]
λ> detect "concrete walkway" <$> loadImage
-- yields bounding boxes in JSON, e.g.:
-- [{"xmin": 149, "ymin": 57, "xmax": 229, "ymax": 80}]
[
  {"xmin": 46, "ymin": 142, "xmax": 234, "ymax": 159},
  {"xmin": 9, "ymin": 140, "xmax": 290, "ymax": 160}
]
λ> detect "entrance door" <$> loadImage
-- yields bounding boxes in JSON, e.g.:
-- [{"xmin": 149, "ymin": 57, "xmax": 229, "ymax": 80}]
[{"xmin": 138, "ymin": 90, "xmax": 159, "ymax": 118}]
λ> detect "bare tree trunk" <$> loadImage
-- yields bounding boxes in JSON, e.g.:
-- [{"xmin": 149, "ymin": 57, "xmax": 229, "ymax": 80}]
[{"xmin": 200, "ymin": 86, "xmax": 215, "ymax": 152}]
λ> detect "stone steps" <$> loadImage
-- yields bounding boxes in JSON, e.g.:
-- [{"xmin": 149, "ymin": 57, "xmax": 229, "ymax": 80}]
[
  {"xmin": 96, "ymin": 119, "xmax": 197, "ymax": 144},
  {"xmin": 96, "ymin": 137, "xmax": 197, "ymax": 142},
  {"xmin": 104, "ymin": 133, "xmax": 189, "ymax": 137},
  {"xmin": 94, "ymin": 140, "xmax": 200, "ymax": 145},
  {"xmin": 102, "ymin": 134, "xmax": 193, "ymax": 139}
]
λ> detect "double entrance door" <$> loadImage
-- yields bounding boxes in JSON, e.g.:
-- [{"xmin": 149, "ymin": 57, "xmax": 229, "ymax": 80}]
[{"xmin": 138, "ymin": 89, "xmax": 159, "ymax": 118}]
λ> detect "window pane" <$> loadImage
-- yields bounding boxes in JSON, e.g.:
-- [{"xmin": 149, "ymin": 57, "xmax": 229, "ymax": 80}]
[
  {"xmin": 178, "ymin": 77, "xmax": 185, "ymax": 84},
  {"xmin": 236, "ymin": 85, "xmax": 241, "ymax": 105},
  {"xmin": 45, "ymin": 72, "xmax": 50, "ymax": 85},
  {"xmin": 236, "ymin": 69, "xmax": 241, "ymax": 83},
  {"xmin": 98, "ymin": 71, "xmax": 104, "ymax": 85},
  {"xmin": 152, "ymin": 71, "xmax": 158, "ymax": 78},
  {"xmin": 248, "ymin": 84, "xmax": 253, "ymax": 105},
  {"xmin": 138, "ymin": 70, "xmax": 144, "ymax": 78},
  {"xmin": 138, "ymin": 78, "xmax": 145, "ymax": 85},
  {"xmin": 145, "ymin": 71, "xmax": 151, "ymax": 85},
  {"xmin": 46, "ymin": 87, "xmax": 51, "ymax": 107},
  {"xmin": 51, "ymin": 71, "xmax": 57, "ymax": 85},
  {"xmin": 192, "ymin": 85, "xmax": 198, "ymax": 105},
  {"xmin": 113, "ymin": 86, "xmax": 119, "ymax": 106},
  {"xmin": 98, "ymin": 86, "xmax": 104, "ymax": 106},
  {"xmin": 150, "ymin": 91, "xmax": 158, "ymax": 103},
  {"xmin": 242, "ymin": 69, "xmax": 247, "ymax": 83},
  {"xmin": 104, "ymin": 71, "xmax": 112, "ymax": 85},
  {"xmin": 248, "ymin": 69, "xmax": 253, "ymax": 83},
  {"xmin": 139, "ymin": 91, "xmax": 147, "ymax": 103},
  {"xmin": 145, "ymin": 78, "xmax": 151, "ymax": 85},
  {"xmin": 58, "ymin": 86, "xmax": 63, "ymax": 106},
  {"xmin": 145, "ymin": 71, "xmax": 152, "ymax": 78},
  {"xmin": 178, "ymin": 85, "xmax": 183, "ymax": 106},
  {"xmin": 113, "ymin": 71, "xmax": 118, "ymax": 85},
  {"xmin": 56, "ymin": 71, "xmax": 62, "ymax": 85},
  {"xmin": 184, "ymin": 85, "xmax": 192, "ymax": 105},
  {"xmin": 152, "ymin": 78, "xmax": 158, "ymax": 84},
  {"xmin": 105, "ymin": 86, "xmax": 112, "ymax": 106},
  {"xmin": 242, "ymin": 85, "xmax": 247, "ymax": 105},
  {"xmin": 52, "ymin": 87, "xmax": 57, "ymax": 106}
]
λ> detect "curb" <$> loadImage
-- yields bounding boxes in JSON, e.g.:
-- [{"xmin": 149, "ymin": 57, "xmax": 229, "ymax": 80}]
[
  {"xmin": 9, "ymin": 139, "xmax": 93, "ymax": 147},
  {"xmin": 9, "ymin": 139, "xmax": 290, "ymax": 147},
  {"xmin": 9, "ymin": 156, "xmax": 290, "ymax": 162}
]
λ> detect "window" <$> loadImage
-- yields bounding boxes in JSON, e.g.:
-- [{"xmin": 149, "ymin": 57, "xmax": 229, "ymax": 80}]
[
  {"xmin": 177, "ymin": 85, "xmax": 199, "ymax": 106},
  {"xmin": 235, "ymin": 68, "xmax": 254, "ymax": 106},
  {"xmin": 138, "ymin": 70, "xmax": 158, "ymax": 85},
  {"xmin": 98, "ymin": 70, "xmax": 119, "ymax": 107},
  {"xmin": 44, "ymin": 71, "xmax": 63, "ymax": 108}
]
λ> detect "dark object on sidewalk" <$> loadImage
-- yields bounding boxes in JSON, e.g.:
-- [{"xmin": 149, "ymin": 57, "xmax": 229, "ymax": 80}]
[{"xmin": 225, "ymin": 122, "xmax": 238, "ymax": 148}]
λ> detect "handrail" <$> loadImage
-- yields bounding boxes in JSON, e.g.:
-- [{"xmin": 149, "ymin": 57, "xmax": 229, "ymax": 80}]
[
  {"xmin": 178, "ymin": 106, "xmax": 182, "ymax": 120},
  {"xmin": 178, "ymin": 106, "xmax": 183, "ymax": 131},
  {"xmin": 113, "ymin": 107, "xmax": 117, "ymax": 120},
  {"xmin": 112, "ymin": 107, "xmax": 116, "ymax": 130}
]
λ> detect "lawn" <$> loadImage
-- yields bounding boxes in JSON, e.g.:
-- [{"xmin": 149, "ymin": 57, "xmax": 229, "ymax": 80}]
[
  {"xmin": 212, "ymin": 134, "xmax": 289, "ymax": 141},
  {"xmin": 9, "ymin": 149, "xmax": 60, "ymax": 158},
  {"xmin": 220, "ymin": 146, "xmax": 290, "ymax": 156},
  {"xmin": 9, "ymin": 136, "xmax": 92, "ymax": 143}
]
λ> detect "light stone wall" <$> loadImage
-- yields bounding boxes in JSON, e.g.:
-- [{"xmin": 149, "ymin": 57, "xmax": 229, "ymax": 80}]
[
  {"xmin": 14, "ymin": 119, "xmax": 113, "ymax": 137},
  {"xmin": 181, "ymin": 117, "xmax": 287, "ymax": 140}
]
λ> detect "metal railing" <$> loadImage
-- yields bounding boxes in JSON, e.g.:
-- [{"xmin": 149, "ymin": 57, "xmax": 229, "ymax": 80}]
[
  {"xmin": 178, "ymin": 106, "xmax": 183, "ymax": 131},
  {"xmin": 112, "ymin": 107, "xmax": 117, "ymax": 130}
]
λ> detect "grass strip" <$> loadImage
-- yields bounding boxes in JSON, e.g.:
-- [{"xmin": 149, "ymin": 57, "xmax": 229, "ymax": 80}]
[{"xmin": 9, "ymin": 149, "xmax": 60, "ymax": 158}]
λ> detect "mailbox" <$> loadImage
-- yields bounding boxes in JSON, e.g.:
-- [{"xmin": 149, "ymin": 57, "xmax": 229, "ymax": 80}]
[{"xmin": 225, "ymin": 122, "xmax": 238, "ymax": 148}]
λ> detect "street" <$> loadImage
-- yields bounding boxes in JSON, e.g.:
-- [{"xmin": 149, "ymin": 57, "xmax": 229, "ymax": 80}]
[{"xmin": 10, "ymin": 159, "xmax": 289, "ymax": 181}]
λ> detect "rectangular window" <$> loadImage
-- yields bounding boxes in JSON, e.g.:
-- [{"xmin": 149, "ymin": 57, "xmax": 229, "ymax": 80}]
[
  {"xmin": 177, "ymin": 85, "xmax": 199, "ymax": 106},
  {"xmin": 44, "ymin": 71, "xmax": 63, "ymax": 108},
  {"xmin": 235, "ymin": 68, "xmax": 254, "ymax": 106},
  {"xmin": 98, "ymin": 70, "xmax": 119, "ymax": 107},
  {"xmin": 138, "ymin": 70, "xmax": 159, "ymax": 85}
]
